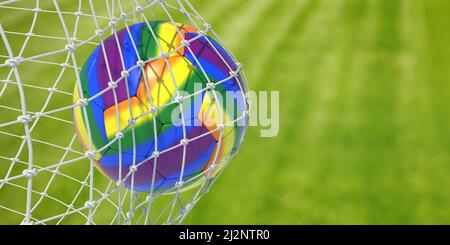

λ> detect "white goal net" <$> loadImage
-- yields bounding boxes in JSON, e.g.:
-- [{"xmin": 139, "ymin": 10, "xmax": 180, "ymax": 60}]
[{"xmin": 0, "ymin": 0, "xmax": 249, "ymax": 225}]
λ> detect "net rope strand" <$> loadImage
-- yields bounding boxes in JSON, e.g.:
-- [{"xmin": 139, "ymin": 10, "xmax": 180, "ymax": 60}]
[{"xmin": 0, "ymin": 0, "xmax": 250, "ymax": 225}]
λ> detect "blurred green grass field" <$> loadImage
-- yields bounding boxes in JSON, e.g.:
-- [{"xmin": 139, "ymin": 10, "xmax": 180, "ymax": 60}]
[{"xmin": 2, "ymin": 0, "xmax": 450, "ymax": 224}]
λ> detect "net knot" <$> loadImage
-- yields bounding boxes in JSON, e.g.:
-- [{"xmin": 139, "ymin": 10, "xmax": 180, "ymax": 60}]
[
  {"xmin": 175, "ymin": 95, "xmax": 184, "ymax": 103},
  {"xmin": 5, "ymin": 57, "xmax": 21, "ymax": 67},
  {"xmin": 181, "ymin": 40, "xmax": 190, "ymax": 47},
  {"xmin": 109, "ymin": 21, "xmax": 117, "ymax": 29},
  {"xmin": 17, "ymin": 115, "xmax": 32, "ymax": 123},
  {"xmin": 136, "ymin": 60, "xmax": 145, "ymax": 67},
  {"xmin": 206, "ymin": 82, "xmax": 216, "ymax": 89},
  {"xmin": 121, "ymin": 70, "xmax": 129, "ymax": 78},
  {"xmin": 108, "ymin": 81, "xmax": 118, "ymax": 89},
  {"xmin": 152, "ymin": 151, "xmax": 160, "ymax": 158},
  {"xmin": 116, "ymin": 180, "xmax": 123, "ymax": 187},
  {"xmin": 175, "ymin": 180, "xmax": 184, "ymax": 187},
  {"xmin": 77, "ymin": 98, "xmax": 89, "ymax": 106},
  {"xmin": 85, "ymin": 151, "xmax": 96, "ymax": 159},
  {"xmin": 149, "ymin": 106, "xmax": 157, "ymax": 113},
  {"xmin": 48, "ymin": 87, "xmax": 57, "ymax": 92},
  {"xmin": 84, "ymin": 201, "xmax": 96, "ymax": 209},
  {"xmin": 246, "ymin": 96, "xmax": 252, "ymax": 105},
  {"xmin": 95, "ymin": 29, "xmax": 104, "ymax": 37},
  {"xmin": 204, "ymin": 23, "xmax": 212, "ymax": 32},
  {"xmin": 115, "ymin": 131, "xmax": 124, "ymax": 139},
  {"xmin": 65, "ymin": 44, "xmax": 76, "ymax": 52},
  {"xmin": 22, "ymin": 169, "xmax": 37, "ymax": 177},
  {"xmin": 129, "ymin": 165, "xmax": 138, "ymax": 173},
  {"xmin": 185, "ymin": 203, "xmax": 192, "ymax": 211},
  {"xmin": 160, "ymin": 52, "xmax": 169, "ymax": 59},
  {"xmin": 229, "ymin": 70, "xmax": 239, "ymax": 78},
  {"xmin": 210, "ymin": 163, "xmax": 218, "ymax": 169},
  {"xmin": 34, "ymin": 111, "xmax": 43, "ymax": 117},
  {"xmin": 135, "ymin": 6, "xmax": 144, "ymax": 13},
  {"xmin": 146, "ymin": 195, "xmax": 154, "ymax": 202},
  {"xmin": 180, "ymin": 138, "xmax": 189, "ymax": 146}
]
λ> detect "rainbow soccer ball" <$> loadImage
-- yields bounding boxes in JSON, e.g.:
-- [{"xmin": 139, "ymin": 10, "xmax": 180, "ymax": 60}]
[{"xmin": 73, "ymin": 21, "xmax": 248, "ymax": 194}]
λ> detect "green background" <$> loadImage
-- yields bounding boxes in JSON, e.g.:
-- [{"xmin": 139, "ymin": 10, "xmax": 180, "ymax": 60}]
[
  {"xmin": 186, "ymin": 0, "xmax": 450, "ymax": 224},
  {"xmin": 1, "ymin": 0, "xmax": 450, "ymax": 224}
]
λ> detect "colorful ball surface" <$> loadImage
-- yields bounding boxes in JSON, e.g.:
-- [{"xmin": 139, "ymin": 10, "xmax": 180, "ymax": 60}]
[{"xmin": 72, "ymin": 21, "xmax": 247, "ymax": 194}]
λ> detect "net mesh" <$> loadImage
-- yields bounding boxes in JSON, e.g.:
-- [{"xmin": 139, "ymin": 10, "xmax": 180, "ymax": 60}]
[{"xmin": 0, "ymin": 0, "xmax": 249, "ymax": 225}]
